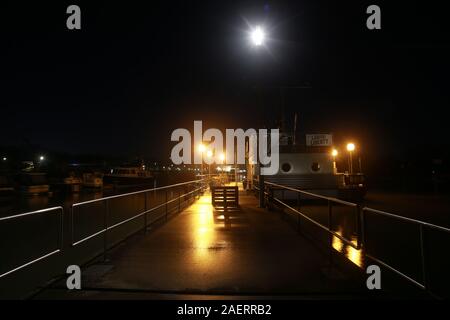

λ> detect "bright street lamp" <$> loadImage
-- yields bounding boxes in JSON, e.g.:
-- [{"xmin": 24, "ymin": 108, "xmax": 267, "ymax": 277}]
[
  {"xmin": 39, "ymin": 156, "xmax": 45, "ymax": 161},
  {"xmin": 331, "ymin": 149, "xmax": 338, "ymax": 157},
  {"xmin": 346, "ymin": 143, "xmax": 355, "ymax": 152},
  {"xmin": 250, "ymin": 26, "xmax": 265, "ymax": 46}
]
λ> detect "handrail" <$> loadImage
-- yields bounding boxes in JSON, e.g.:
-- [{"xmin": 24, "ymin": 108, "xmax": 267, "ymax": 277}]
[
  {"xmin": 271, "ymin": 197, "xmax": 358, "ymax": 249},
  {"xmin": 71, "ymin": 179, "xmax": 208, "ymax": 261},
  {"xmin": 362, "ymin": 207, "xmax": 450, "ymax": 293},
  {"xmin": 264, "ymin": 181, "xmax": 357, "ymax": 207},
  {"xmin": 259, "ymin": 180, "xmax": 450, "ymax": 297},
  {"xmin": 72, "ymin": 178, "xmax": 205, "ymax": 207},
  {"xmin": 263, "ymin": 181, "xmax": 361, "ymax": 249},
  {"xmin": 0, "ymin": 206, "xmax": 64, "ymax": 279},
  {"xmin": 362, "ymin": 207, "xmax": 450, "ymax": 233}
]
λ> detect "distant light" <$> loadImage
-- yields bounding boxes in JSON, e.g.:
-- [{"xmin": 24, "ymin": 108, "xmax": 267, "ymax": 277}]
[
  {"xmin": 346, "ymin": 143, "xmax": 355, "ymax": 152},
  {"xmin": 39, "ymin": 156, "xmax": 45, "ymax": 161},
  {"xmin": 206, "ymin": 150, "xmax": 213, "ymax": 158},
  {"xmin": 250, "ymin": 26, "xmax": 265, "ymax": 46},
  {"xmin": 219, "ymin": 153, "xmax": 226, "ymax": 162},
  {"xmin": 2, "ymin": 157, "xmax": 6, "ymax": 161},
  {"xmin": 331, "ymin": 149, "xmax": 338, "ymax": 157},
  {"xmin": 198, "ymin": 143, "xmax": 206, "ymax": 153}
]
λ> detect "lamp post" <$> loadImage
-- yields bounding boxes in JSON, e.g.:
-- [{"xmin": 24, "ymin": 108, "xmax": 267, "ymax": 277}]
[
  {"xmin": 206, "ymin": 150, "xmax": 213, "ymax": 176},
  {"xmin": 346, "ymin": 143, "xmax": 355, "ymax": 174},
  {"xmin": 198, "ymin": 143, "xmax": 206, "ymax": 175},
  {"xmin": 331, "ymin": 149, "xmax": 338, "ymax": 174}
]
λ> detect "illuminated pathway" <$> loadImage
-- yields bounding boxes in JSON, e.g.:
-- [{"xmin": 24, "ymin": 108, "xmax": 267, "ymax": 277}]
[{"xmin": 37, "ymin": 190, "xmax": 368, "ymax": 299}]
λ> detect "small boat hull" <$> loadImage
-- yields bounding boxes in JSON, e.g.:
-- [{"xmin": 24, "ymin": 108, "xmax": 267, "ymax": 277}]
[
  {"xmin": 20, "ymin": 185, "xmax": 50, "ymax": 195},
  {"xmin": 103, "ymin": 175, "xmax": 153, "ymax": 186}
]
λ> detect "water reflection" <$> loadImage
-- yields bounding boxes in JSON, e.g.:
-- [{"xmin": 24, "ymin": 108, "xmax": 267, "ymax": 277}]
[
  {"xmin": 1, "ymin": 189, "xmax": 120, "ymax": 218},
  {"xmin": 332, "ymin": 227, "xmax": 364, "ymax": 268}
]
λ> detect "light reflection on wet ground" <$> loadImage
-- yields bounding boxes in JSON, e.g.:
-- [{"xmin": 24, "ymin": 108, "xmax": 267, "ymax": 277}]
[
  {"xmin": 332, "ymin": 228, "xmax": 364, "ymax": 268},
  {"xmin": 192, "ymin": 194, "xmax": 217, "ymax": 264}
]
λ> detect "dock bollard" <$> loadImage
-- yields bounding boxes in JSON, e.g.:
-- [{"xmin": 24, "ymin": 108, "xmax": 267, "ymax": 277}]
[{"xmin": 144, "ymin": 193, "xmax": 147, "ymax": 234}]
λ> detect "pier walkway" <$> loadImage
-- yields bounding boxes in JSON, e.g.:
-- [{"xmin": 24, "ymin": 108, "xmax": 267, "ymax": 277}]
[{"xmin": 35, "ymin": 189, "xmax": 367, "ymax": 299}]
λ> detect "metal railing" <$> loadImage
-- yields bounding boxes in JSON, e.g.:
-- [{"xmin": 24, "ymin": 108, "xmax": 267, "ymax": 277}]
[
  {"xmin": 71, "ymin": 179, "xmax": 207, "ymax": 260},
  {"xmin": 362, "ymin": 207, "xmax": 450, "ymax": 292},
  {"xmin": 0, "ymin": 206, "xmax": 64, "ymax": 279},
  {"xmin": 259, "ymin": 180, "xmax": 450, "ymax": 297},
  {"xmin": 263, "ymin": 181, "xmax": 361, "ymax": 250}
]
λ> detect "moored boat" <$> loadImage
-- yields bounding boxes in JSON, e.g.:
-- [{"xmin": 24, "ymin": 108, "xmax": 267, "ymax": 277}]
[
  {"xmin": 83, "ymin": 172, "xmax": 103, "ymax": 188},
  {"xmin": 103, "ymin": 166, "xmax": 153, "ymax": 186},
  {"xmin": 17, "ymin": 173, "xmax": 50, "ymax": 195}
]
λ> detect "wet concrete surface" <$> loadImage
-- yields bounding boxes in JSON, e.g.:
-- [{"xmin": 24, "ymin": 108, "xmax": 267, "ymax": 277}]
[{"xmin": 35, "ymin": 191, "xmax": 369, "ymax": 299}]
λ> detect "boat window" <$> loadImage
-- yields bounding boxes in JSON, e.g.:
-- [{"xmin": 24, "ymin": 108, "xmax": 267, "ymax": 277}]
[
  {"xmin": 281, "ymin": 163, "xmax": 292, "ymax": 173},
  {"xmin": 311, "ymin": 162, "xmax": 321, "ymax": 172}
]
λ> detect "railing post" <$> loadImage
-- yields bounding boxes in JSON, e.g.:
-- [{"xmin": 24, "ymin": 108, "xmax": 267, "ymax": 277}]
[
  {"xmin": 267, "ymin": 186, "xmax": 274, "ymax": 211},
  {"xmin": 104, "ymin": 199, "xmax": 109, "ymax": 262},
  {"xmin": 165, "ymin": 190, "xmax": 168, "ymax": 220},
  {"xmin": 267, "ymin": 187, "xmax": 273, "ymax": 210},
  {"xmin": 419, "ymin": 224, "xmax": 428, "ymax": 291},
  {"xmin": 258, "ymin": 174, "xmax": 265, "ymax": 208},
  {"xmin": 356, "ymin": 205, "xmax": 362, "ymax": 249},
  {"xmin": 71, "ymin": 206, "xmax": 74, "ymax": 247},
  {"xmin": 297, "ymin": 193, "xmax": 301, "ymax": 233},
  {"xmin": 58, "ymin": 207, "xmax": 64, "ymax": 251},
  {"xmin": 328, "ymin": 200, "xmax": 333, "ymax": 267},
  {"xmin": 144, "ymin": 192, "xmax": 148, "ymax": 234},
  {"xmin": 361, "ymin": 208, "xmax": 366, "ymax": 249}
]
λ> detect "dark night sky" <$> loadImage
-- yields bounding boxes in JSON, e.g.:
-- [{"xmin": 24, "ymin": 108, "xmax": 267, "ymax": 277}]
[{"xmin": 2, "ymin": 1, "xmax": 450, "ymax": 162}]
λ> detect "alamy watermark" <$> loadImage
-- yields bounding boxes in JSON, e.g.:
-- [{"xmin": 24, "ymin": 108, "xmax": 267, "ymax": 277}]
[{"xmin": 170, "ymin": 121, "xmax": 279, "ymax": 175}]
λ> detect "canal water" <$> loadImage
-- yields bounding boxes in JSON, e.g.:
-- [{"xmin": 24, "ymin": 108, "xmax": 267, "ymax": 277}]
[{"xmin": 1, "ymin": 184, "xmax": 449, "ymax": 298}]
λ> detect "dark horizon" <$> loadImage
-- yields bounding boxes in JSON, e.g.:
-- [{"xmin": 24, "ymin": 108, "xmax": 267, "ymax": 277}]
[{"xmin": 2, "ymin": 1, "xmax": 450, "ymax": 163}]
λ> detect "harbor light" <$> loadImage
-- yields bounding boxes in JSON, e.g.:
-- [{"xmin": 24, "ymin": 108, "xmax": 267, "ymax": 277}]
[
  {"xmin": 198, "ymin": 143, "xmax": 206, "ymax": 153},
  {"xmin": 331, "ymin": 149, "xmax": 338, "ymax": 157},
  {"xmin": 2, "ymin": 157, "xmax": 6, "ymax": 161},
  {"xmin": 39, "ymin": 155, "xmax": 45, "ymax": 161},
  {"xmin": 250, "ymin": 26, "xmax": 265, "ymax": 46},
  {"xmin": 346, "ymin": 143, "xmax": 355, "ymax": 152}
]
